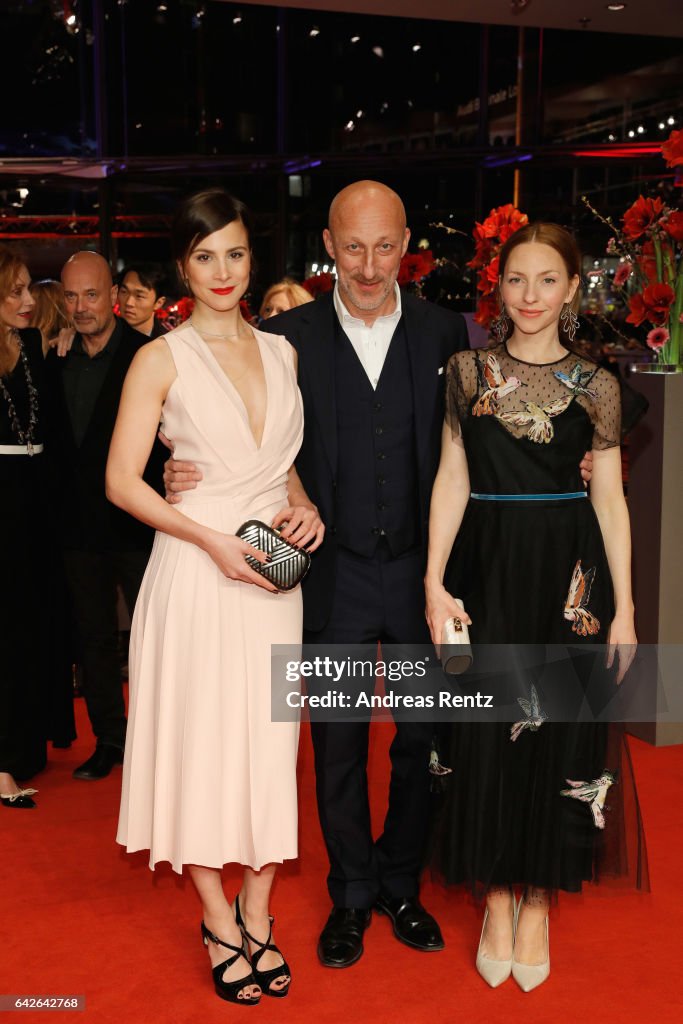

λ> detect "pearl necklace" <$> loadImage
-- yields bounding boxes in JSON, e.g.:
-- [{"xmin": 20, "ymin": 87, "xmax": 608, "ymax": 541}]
[{"xmin": 0, "ymin": 332, "xmax": 39, "ymax": 455}]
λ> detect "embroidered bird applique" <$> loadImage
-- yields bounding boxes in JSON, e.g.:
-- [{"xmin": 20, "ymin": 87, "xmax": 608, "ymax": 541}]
[
  {"xmin": 563, "ymin": 559, "xmax": 601, "ymax": 637},
  {"xmin": 472, "ymin": 353, "xmax": 524, "ymax": 416},
  {"xmin": 560, "ymin": 771, "xmax": 617, "ymax": 829},
  {"xmin": 496, "ymin": 394, "xmax": 572, "ymax": 444},
  {"xmin": 554, "ymin": 362, "xmax": 598, "ymax": 399},
  {"xmin": 510, "ymin": 684, "xmax": 549, "ymax": 742}
]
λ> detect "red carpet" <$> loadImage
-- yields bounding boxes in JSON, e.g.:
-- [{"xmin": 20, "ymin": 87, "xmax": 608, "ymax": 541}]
[{"xmin": 3, "ymin": 697, "xmax": 682, "ymax": 1024}]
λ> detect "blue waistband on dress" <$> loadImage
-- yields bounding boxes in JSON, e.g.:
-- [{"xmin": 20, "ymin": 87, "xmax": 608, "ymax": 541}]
[{"xmin": 470, "ymin": 491, "xmax": 587, "ymax": 501}]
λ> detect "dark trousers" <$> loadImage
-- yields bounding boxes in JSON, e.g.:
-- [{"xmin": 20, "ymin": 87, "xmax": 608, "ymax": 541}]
[
  {"xmin": 306, "ymin": 541, "xmax": 434, "ymax": 909},
  {"xmin": 63, "ymin": 548, "xmax": 149, "ymax": 750}
]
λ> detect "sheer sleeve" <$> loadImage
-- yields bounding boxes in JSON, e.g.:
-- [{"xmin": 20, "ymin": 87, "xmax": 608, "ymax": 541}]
[
  {"xmin": 445, "ymin": 350, "xmax": 478, "ymax": 437},
  {"xmin": 590, "ymin": 366, "xmax": 622, "ymax": 450}
]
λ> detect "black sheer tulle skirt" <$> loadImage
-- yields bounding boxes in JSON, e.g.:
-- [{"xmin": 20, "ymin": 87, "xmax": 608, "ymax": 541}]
[{"xmin": 429, "ymin": 498, "xmax": 649, "ymax": 897}]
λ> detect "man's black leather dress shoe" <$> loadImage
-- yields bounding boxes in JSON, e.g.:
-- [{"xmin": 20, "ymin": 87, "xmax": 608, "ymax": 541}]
[
  {"xmin": 317, "ymin": 908, "xmax": 372, "ymax": 968},
  {"xmin": 73, "ymin": 744, "xmax": 124, "ymax": 781},
  {"xmin": 374, "ymin": 896, "xmax": 444, "ymax": 951}
]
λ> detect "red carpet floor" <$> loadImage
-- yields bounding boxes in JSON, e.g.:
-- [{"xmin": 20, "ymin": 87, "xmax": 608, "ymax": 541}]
[{"xmin": 3, "ymin": 696, "xmax": 682, "ymax": 1024}]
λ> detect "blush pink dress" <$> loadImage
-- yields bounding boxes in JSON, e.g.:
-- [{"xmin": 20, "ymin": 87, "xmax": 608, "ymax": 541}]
[{"xmin": 117, "ymin": 324, "xmax": 303, "ymax": 872}]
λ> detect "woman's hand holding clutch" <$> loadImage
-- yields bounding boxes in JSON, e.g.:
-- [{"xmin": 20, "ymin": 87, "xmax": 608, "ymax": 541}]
[
  {"xmin": 203, "ymin": 531, "xmax": 279, "ymax": 593},
  {"xmin": 425, "ymin": 581, "xmax": 472, "ymax": 649}
]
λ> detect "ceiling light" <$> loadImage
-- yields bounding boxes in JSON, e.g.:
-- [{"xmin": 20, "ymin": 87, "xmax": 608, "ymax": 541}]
[
  {"xmin": 350, "ymin": 36, "xmax": 360, "ymax": 43},
  {"xmin": 412, "ymin": 44, "xmax": 421, "ymax": 52},
  {"xmin": 372, "ymin": 46, "xmax": 384, "ymax": 58},
  {"xmin": 628, "ymin": 130, "xmax": 635, "ymax": 138},
  {"xmin": 668, "ymin": 116, "xmax": 675, "ymax": 125},
  {"xmin": 606, "ymin": 3, "xmax": 627, "ymax": 10},
  {"xmin": 233, "ymin": 15, "xmax": 242, "ymax": 24},
  {"xmin": 309, "ymin": 27, "xmax": 320, "ymax": 37}
]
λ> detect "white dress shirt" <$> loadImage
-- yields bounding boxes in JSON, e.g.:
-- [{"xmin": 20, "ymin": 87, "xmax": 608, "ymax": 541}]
[{"xmin": 333, "ymin": 283, "xmax": 402, "ymax": 390}]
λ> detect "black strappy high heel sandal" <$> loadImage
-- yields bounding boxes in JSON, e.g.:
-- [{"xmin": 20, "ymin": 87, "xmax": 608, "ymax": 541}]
[
  {"xmin": 200, "ymin": 921, "xmax": 261, "ymax": 1005},
  {"xmin": 235, "ymin": 895, "xmax": 291, "ymax": 998}
]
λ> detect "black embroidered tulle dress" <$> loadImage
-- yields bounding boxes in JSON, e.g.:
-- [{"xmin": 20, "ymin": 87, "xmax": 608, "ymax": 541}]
[{"xmin": 431, "ymin": 343, "xmax": 648, "ymax": 895}]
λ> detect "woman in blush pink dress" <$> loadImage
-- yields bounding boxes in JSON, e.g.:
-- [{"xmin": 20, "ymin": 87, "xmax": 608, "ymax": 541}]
[{"xmin": 107, "ymin": 189, "xmax": 323, "ymax": 1004}]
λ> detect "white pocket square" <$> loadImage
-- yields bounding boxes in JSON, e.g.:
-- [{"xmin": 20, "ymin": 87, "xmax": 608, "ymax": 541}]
[{"xmin": 438, "ymin": 366, "xmax": 444, "ymax": 375}]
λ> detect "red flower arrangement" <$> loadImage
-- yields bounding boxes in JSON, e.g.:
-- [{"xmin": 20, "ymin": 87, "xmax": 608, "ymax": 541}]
[
  {"xmin": 468, "ymin": 204, "xmax": 528, "ymax": 328},
  {"xmin": 301, "ymin": 272, "xmax": 335, "ymax": 298},
  {"xmin": 584, "ymin": 128, "xmax": 683, "ymax": 367}
]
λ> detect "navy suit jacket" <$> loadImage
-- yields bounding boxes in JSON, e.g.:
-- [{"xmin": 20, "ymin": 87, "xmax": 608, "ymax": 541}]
[{"xmin": 261, "ymin": 291, "xmax": 469, "ymax": 631}]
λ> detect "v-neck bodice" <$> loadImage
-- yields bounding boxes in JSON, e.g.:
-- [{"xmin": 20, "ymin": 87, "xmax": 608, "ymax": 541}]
[{"xmin": 159, "ymin": 323, "xmax": 303, "ymax": 519}]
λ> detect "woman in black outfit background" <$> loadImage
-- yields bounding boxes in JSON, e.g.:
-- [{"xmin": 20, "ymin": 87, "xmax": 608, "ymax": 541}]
[{"xmin": 0, "ymin": 244, "xmax": 74, "ymax": 808}]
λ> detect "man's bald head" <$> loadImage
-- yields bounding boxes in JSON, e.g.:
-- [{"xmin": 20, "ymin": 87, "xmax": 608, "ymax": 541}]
[
  {"xmin": 62, "ymin": 250, "xmax": 117, "ymax": 343},
  {"xmin": 323, "ymin": 180, "xmax": 410, "ymax": 323},
  {"xmin": 62, "ymin": 250, "xmax": 114, "ymax": 289},
  {"xmin": 328, "ymin": 181, "xmax": 406, "ymax": 236}
]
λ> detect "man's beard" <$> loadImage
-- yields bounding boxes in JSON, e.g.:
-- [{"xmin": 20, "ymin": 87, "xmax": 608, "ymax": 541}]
[{"xmin": 340, "ymin": 275, "xmax": 395, "ymax": 312}]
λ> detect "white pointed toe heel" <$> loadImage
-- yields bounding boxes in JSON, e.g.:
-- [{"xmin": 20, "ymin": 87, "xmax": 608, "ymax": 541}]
[
  {"xmin": 475, "ymin": 900, "xmax": 514, "ymax": 989},
  {"xmin": 512, "ymin": 911, "xmax": 550, "ymax": 993}
]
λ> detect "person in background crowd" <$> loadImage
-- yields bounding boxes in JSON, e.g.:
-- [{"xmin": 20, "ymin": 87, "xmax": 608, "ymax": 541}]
[
  {"xmin": 110, "ymin": 188, "xmax": 323, "ymax": 1004},
  {"xmin": 43, "ymin": 251, "xmax": 165, "ymax": 782},
  {"xmin": 117, "ymin": 263, "xmax": 168, "ymax": 338},
  {"xmin": 29, "ymin": 278, "xmax": 74, "ymax": 357},
  {"xmin": 259, "ymin": 278, "xmax": 313, "ymax": 320},
  {"xmin": 0, "ymin": 245, "xmax": 75, "ymax": 807}
]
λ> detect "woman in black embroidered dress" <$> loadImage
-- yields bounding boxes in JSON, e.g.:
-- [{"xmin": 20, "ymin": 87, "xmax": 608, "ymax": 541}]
[{"xmin": 425, "ymin": 223, "xmax": 648, "ymax": 991}]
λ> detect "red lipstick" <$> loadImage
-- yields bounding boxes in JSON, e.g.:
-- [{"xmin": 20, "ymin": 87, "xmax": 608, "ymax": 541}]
[{"xmin": 211, "ymin": 287, "xmax": 235, "ymax": 295}]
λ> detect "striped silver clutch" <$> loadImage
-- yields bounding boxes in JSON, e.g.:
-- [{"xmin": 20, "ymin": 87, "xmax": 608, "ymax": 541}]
[{"xmin": 236, "ymin": 519, "xmax": 311, "ymax": 592}]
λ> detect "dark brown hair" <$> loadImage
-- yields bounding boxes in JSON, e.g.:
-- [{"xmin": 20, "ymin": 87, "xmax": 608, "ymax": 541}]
[
  {"xmin": 498, "ymin": 222, "xmax": 582, "ymax": 341},
  {"xmin": 171, "ymin": 188, "xmax": 252, "ymax": 292}
]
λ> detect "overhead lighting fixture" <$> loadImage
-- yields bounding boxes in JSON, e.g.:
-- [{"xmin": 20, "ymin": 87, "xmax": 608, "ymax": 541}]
[
  {"xmin": 637, "ymin": 125, "xmax": 645, "ymax": 134},
  {"xmin": 372, "ymin": 46, "xmax": 384, "ymax": 58},
  {"xmin": 606, "ymin": 3, "xmax": 627, "ymax": 10},
  {"xmin": 628, "ymin": 130, "xmax": 635, "ymax": 138},
  {"xmin": 309, "ymin": 27, "xmax": 320, "ymax": 37},
  {"xmin": 668, "ymin": 116, "xmax": 675, "ymax": 125},
  {"xmin": 233, "ymin": 14, "xmax": 242, "ymax": 24},
  {"xmin": 350, "ymin": 36, "xmax": 360, "ymax": 43},
  {"xmin": 344, "ymin": 120, "xmax": 355, "ymax": 132},
  {"xmin": 412, "ymin": 44, "xmax": 421, "ymax": 52}
]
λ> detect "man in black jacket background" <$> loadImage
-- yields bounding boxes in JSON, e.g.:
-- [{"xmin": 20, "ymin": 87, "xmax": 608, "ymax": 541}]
[{"xmin": 45, "ymin": 251, "xmax": 165, "ymax": 780}]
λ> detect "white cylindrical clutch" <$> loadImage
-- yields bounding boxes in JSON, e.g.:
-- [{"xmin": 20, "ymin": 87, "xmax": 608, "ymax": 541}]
[{"xmin": 439, "ymin": 601, "xmax": 473, "ymax": 675}]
